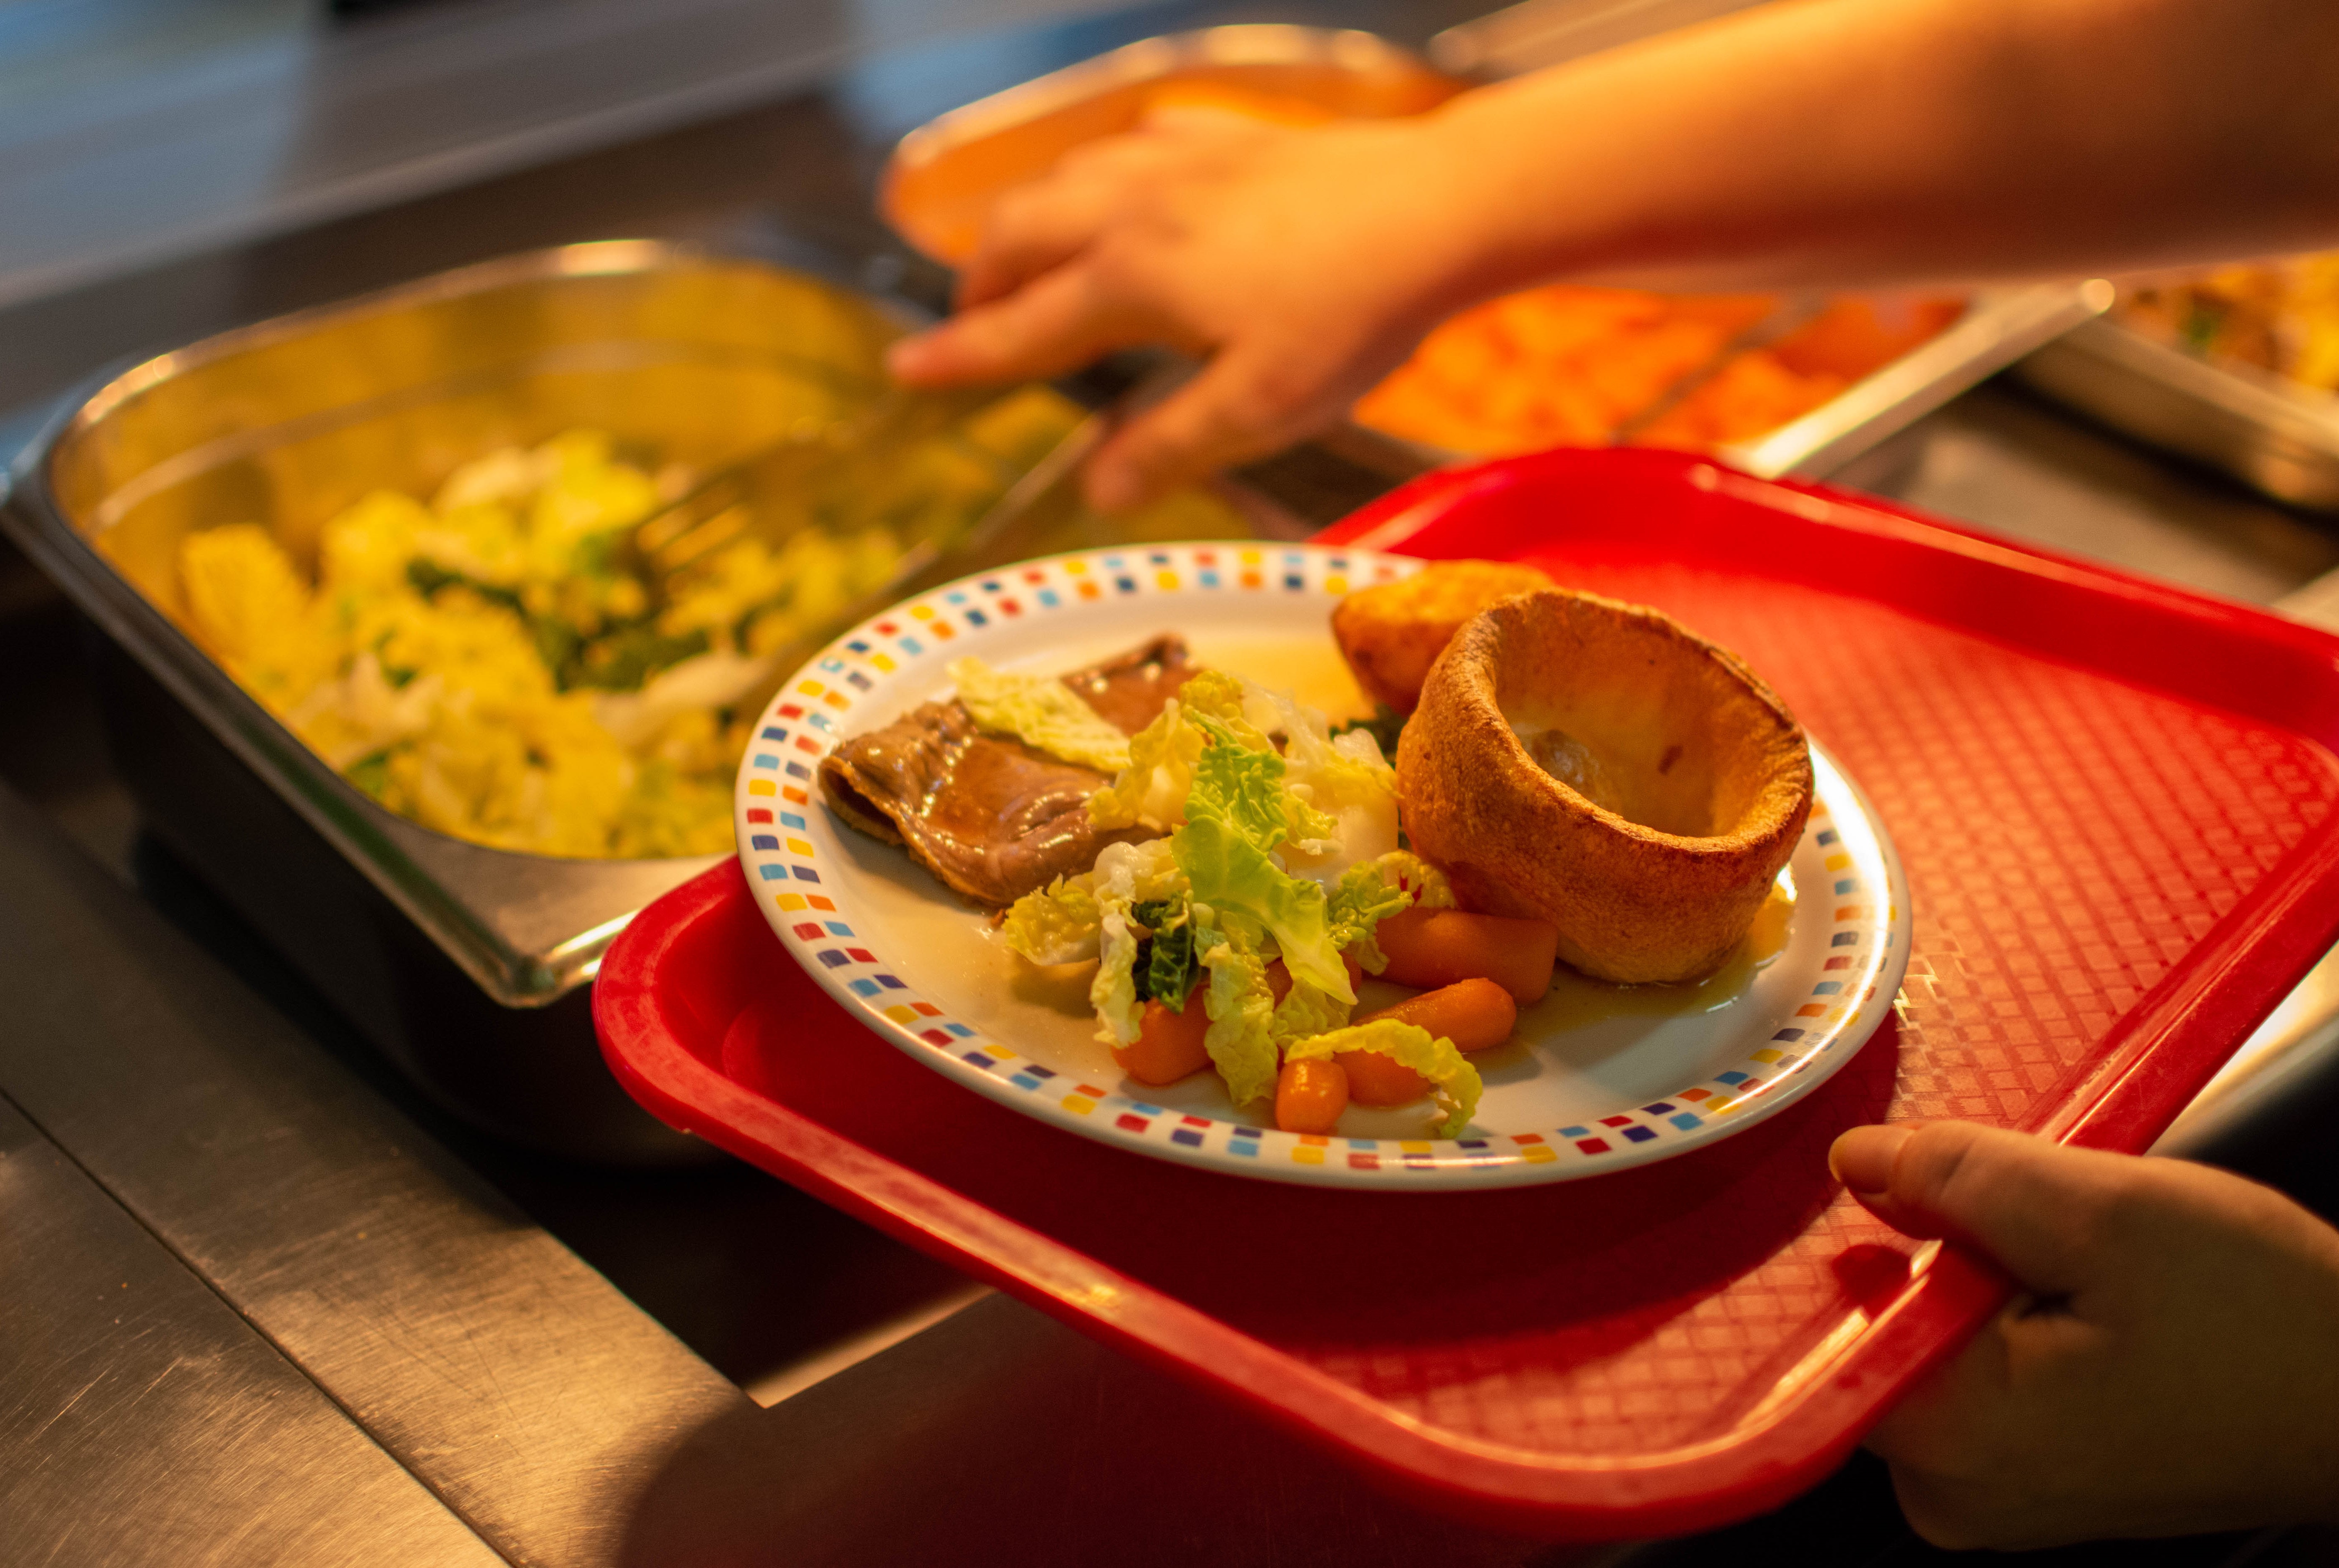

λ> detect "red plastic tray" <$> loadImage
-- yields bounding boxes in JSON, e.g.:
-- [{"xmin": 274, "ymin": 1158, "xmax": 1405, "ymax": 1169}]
[{"xmin": 595, "ymin": 448, "xmax": 2339, "ymax": 1537}]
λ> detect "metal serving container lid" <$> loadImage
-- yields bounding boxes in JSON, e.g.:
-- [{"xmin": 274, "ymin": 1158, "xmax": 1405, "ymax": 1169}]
[
  {"xmin": 881, "ymin": 25, "xmax": 1465, "ymax": 267},
  {"xmin": 2, "ymin": 241, "xmax": 997, "ymax": 1008}
]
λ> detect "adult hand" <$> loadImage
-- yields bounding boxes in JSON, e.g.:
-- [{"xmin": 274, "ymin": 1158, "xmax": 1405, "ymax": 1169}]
[
  {"xmin": 1833, "ymin": 1120, "xmax": 2339, "ymax": 1548},
  {"xmin": 887, "ymin": 112, "xmax": 1492, "ymax": 511}
]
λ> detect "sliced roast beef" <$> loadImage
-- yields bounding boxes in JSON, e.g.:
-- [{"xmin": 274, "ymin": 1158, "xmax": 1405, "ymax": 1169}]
[
  {"xmin": 820, "ymin": 636, "xmax": 1196, "ymax": 907},
  {"xmin": 1057, "ymin": 636, "xmax": 1198, "ymax": 733}
]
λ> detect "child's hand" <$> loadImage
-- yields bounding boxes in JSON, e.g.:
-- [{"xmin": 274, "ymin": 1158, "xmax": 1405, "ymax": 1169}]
[
  {"xmin": 887, "ymin": 113, "xmax": 1490, "ymax": 511},
  {"xmin": 1832, "ymin": 1121, "xmax": 2339, "ymax": 1548}
]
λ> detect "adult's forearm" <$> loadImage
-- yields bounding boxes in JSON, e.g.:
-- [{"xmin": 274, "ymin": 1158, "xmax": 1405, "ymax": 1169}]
[{"xmin": 1422, "ymin": 0, "xmax": 2339, "ymax": 302}]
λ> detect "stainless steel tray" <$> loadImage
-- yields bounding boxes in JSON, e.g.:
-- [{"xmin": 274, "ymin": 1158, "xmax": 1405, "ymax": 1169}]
[
  {"xmin": 0, "ymin": 240, "xmax": 1257, "ymax": 1159},
  {"xmin": 1728, "ymin": 281, "xmax": 2114, "ymax": 479},
  {"xmin": 2018, "ymin": 314, "xmax": 2339, "ymax": 512},
  {"xmin": 8, "ymin": 243, "xmax": 930, "ymax": 1008},
  {"xmin": 1332, "ymin": 283, "xmax": 2114, "ymax": 484},
  {"xmin": 881, "ymin": 25, "xmax": 1465, "ymax": 266},
  {"xmin": 1423, "ymin": 0, "xmax": 2115, "ymax": 481}
]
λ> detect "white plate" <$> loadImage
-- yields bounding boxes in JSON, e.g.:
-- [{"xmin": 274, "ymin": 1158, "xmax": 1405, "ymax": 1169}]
[{"xmin": 736, "ymin": 542, "xmax": 1910, "ymax": 1189}]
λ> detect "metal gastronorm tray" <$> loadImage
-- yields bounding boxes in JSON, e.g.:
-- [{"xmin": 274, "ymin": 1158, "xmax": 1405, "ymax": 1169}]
[
  {"xmin": 595, "ymin": 445, "xmax": 2339, "ymax": 1531},
  {"xmin": 1419, "ymin": 0, "xmax": 2110, "ymax": 482},
  {"xmin": 2019, "ymin": 313, "xmax": 2339, "ymax": 512},
  {"xmin": 1327, "ymin": 282, "xmax": 2113, "ymax": 487},
  {"xmin": 0, "ymin": 240, "xmax": 1189, "ymax": 1160},
  {"xmin": 880, "ymin": 25, "xmax": 1466, "ymax": 266}
]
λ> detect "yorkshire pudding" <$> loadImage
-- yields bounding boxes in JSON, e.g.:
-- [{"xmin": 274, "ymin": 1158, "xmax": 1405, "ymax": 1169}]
[{"xmin": 1396, "ymin": 588, "xmax": 1812, "ymax": 984}]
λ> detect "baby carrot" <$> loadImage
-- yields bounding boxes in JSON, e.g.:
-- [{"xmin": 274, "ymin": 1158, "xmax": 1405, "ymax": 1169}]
[
  {"xmin": 1374, "ymin": 907, "xmax": 1559, "ymax": 1003},
  {"xmin": 1112, "ymin": 995, "xmax": 1212, "ymax": 1086},
  {"xmin": 1355, "ymin": 978, "xmax": 1518, "ymax": 1053},
  {"xmin": 1275, "ymin": 1057, "xmax": 1349, "ymax": 1133},
  {"xmin": 1337, "ymin": 1048, "xmax": 1429, "ymax": 1106}
]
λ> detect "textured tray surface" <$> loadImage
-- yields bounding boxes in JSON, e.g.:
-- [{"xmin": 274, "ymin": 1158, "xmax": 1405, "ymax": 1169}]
[
  {"xmin": 599, "ymin": 448, "xmax": 2339, "ymax": 1533},
  {"xmin": 1295, "ymin": 554, "xmax": 2331, "ymax": 1456}
]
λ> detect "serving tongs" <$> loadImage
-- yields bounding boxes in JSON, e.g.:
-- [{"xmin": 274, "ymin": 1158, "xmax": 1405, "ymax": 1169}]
[
  {"xmin": 625, "ymin": 380, "xmax": 1010, "ymax": 597},
  {"xmin": 619, "ymin": 364, "xmax": 1172, "ymax": 722}
]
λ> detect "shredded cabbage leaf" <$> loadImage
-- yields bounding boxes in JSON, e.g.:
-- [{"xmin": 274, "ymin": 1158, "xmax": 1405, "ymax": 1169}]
[
  {"xmin": 949, "ymin": 656, "xmax": 1130, "ymax": 772},
  {"xmin": 1092, "ymin": 837, "xmax": 1185, "ymax": 904},
  {"xmin": 1091, "ymin": 903, "xmax": 1142, "ymax": 1046},
  {"xmin": 1237, "ymin": 681, "xmax": 1400, "ymax": 885},
  {"xmin": 1326, "ymin": 863, "xmax": 1413, "ymax": 976},
  {"xmin": 1000, "ymin": 874, "xmax": 1103, "ymax": 965},
  {"xmin": 1380, "ymin": 848, "xmax": 1458, "ymax": 911},
  {"xmin": 1082, "ymin": 839, "xmax": 1187, "ymax": 1046},
  {"xmin": 1173, "ymin": 815, "xmax": 1351, "ymax": 1003},
  {"xmin": 1176, "ymin": 670, "xmax": 1274, "ymax": 749},
  {"xmin": 1142, "ymin": 905, "xmax": 1199, "ymax": 1011},
  {"xmin": 1196, "ymin": 919, "xmax": 1279, "ymax": 1106},
  {"xmin": 1285, "ymin": 1019, "xmax": 1483, "ymax": 1137},
  {"xmin": 1184, "ymin": 714, "xmax": 1300, "ymax": 849},
  {"xmin": 1090, "ymin": 670, "xmax": 1396, "ymax": 862},
  {"xmin": 1326, "ymin": 850, "xmax": 1455, "ymax": 973},
  {"xmin": 1240, "ymin": 681, "xmax": 1395, "ymax": 814},
  {"xmin": 1088, "ymin": 698, "xmax": 1206, "ymax": 831},
  {"xmin": 1270, "ymin": 978, "xmax": 1353, "ymax": 1044},
  {"xmin": 1052, "ymin": 670, "xmax": 1432, "ymax": 1098}
]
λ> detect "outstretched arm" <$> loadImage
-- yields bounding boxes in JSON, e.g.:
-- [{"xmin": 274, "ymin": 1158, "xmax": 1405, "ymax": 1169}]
[{"xmin": 892, "ymin": 0, "xmax": 2339, "ymax": 506}]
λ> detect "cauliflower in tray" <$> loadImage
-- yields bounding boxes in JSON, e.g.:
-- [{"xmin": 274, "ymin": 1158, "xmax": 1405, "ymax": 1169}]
[{"xmin": 178, "ymin": 428, "xmax": 913, "ymax": 859}]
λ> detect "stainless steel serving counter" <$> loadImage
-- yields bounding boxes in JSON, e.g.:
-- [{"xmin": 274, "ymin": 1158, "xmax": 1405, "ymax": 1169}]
[{"xmin": 5, "ymin": 3, "xmax": 2339, "ymax": 1565}]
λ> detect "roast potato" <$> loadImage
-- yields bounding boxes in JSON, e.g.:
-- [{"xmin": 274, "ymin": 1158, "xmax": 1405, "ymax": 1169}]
[{"xmin": 1331, "ymin": 560, "xmax": 1551, "ymax": 714}]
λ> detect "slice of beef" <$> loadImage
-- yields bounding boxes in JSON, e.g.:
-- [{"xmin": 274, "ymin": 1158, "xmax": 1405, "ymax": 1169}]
[
  {"xmin": 820, "ymin": 636, "xmax": 1195, "ymax": 907},
  {"xmin": 1057, "ymin": 636, "xmax": 1197, "ymax": 733}
]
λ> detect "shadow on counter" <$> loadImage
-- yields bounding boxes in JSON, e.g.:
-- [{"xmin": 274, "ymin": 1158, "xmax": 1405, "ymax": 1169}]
[
  {"xmin": 125, "ymin": 818, "xmax": 979, "ymax": 1394},
  {"xmin": 609, "ymin": 1284, "xmax": 2335, "ymax": 1568}
]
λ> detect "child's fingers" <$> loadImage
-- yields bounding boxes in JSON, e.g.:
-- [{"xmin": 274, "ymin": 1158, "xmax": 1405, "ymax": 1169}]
[
  {"xmin": 1862, "ymin": 1316, "xmax": 2030, "ymax": 1549},
  {"xmin": 951, "ymin": 141, "xmax": 1168, "ymax": 309},
  {"xmin": 1082, "ymin": 343, "xmax": 1338, "ymax": 510},
  {"xmin": 890, "ymin": 264, "xmax": 1136, "ymax": 387},
  {"xmin": 1830, "ymin": 1121, "xmax": 2117, "ymax": 1298}
]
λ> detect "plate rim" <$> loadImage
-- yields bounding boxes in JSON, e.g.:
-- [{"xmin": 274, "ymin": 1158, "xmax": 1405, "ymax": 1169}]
[{"xmin": 734, "ymin": 539, "xmax": 1911, "ymax": 1190}]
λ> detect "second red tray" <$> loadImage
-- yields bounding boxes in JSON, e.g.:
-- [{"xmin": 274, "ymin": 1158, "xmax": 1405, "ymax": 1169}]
[{"xmin": 596, "ymin": 447, "xmax": 2339, "ymax": 1537}]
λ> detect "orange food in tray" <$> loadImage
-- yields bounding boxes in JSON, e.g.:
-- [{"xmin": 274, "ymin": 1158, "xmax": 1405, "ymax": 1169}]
[
  {"xmin": 1356, "ymin": 288, "xmax": 1967, "ymax": 456},
  {"xmin": 1353, "ymin": 288, "xmax": 1777, "ymax": 455},
  {"xmin": 1636, "ymin": 295, "xmax": 1968, "ymax": 448}
]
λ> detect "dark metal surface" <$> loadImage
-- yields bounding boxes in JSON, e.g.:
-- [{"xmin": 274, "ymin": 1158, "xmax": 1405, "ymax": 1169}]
[
  {"xmin": 0, "ymin": 782, "xmax": 748, "ymax": 1565},
  {"xmin": 0, "ymin": 1094, "xmax": 506, "ymax": 1565},
  {"xmin": 1833, "ymin": 378, "xmax": 2339, "ymax": 599}
]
